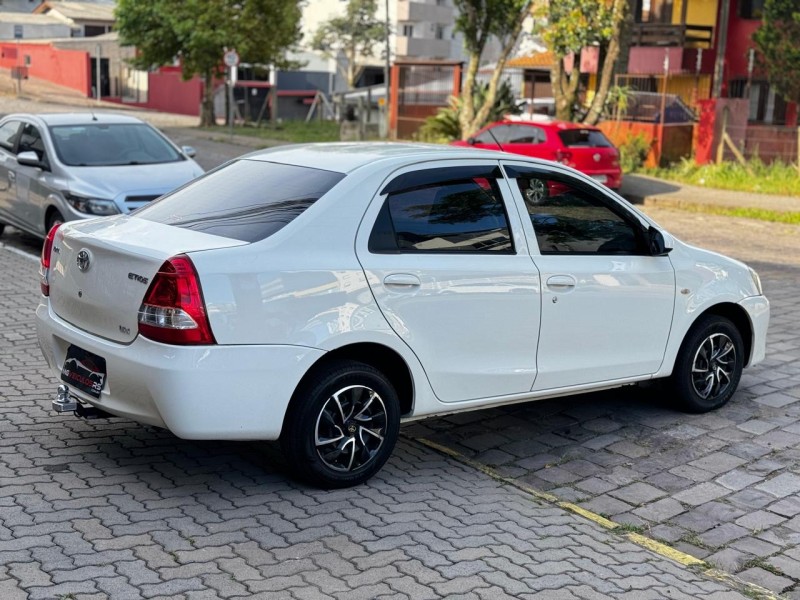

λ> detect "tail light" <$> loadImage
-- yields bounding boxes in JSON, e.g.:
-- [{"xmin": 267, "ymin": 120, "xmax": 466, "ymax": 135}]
[
  {"xmin": 555, "ymin": 150, "xmax": 573, "ymax": 165},
  {"xmin": 40, "ymin": 223, "xmax": 61, "ymax": 296},
  {"xmin": 137, "ymin": 255, "xmax": 216, "ymax": 345}
]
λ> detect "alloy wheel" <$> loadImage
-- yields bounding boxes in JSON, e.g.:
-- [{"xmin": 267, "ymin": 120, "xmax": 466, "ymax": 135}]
[
  {"xmin": 691, "ymin": 333, "xmax": 736, "ymax": 400},
  {"xmin": 314, "ymin": 384, "xmax": 387, "ymax": 472}
]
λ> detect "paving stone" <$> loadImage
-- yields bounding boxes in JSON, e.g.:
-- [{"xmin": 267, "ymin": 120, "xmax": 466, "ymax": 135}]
[
  {"xmin": 756, "ymin": 473, "xmax": 800, "ymax": 498},
  {"xmin": 738, "ymin": 567, "xmax": 794, "ymax": 593},
  {"xmin": 608, "ymin": 482, "xmax": 666, "ymax": 505},
  {"xmin": 715, "ymin": 470, "xmax": 763, "ymax": 491},
  {"xmin": 697, "ymin": 523, "xmax": 750, "ymax": 548},
  {"xmin": 735, "ymin": 510, "xmax": 786, "ymax": 531},
  {"xmin": 688, "ymin": 452, "xmax": 747, "ymax": 475},
  {"xmin": 673, "ymin": 483, "xmax": 730, "ymax": 506}
]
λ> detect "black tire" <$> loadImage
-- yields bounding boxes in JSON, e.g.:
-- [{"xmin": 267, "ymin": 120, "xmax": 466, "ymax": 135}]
[
  {"xmin": 669, "ymin": 315, "xmax": 744, "ymax": 413},
  {"xmin": 280, "ymin": 359, "xmax": 400, "ymax": 489},
  {"xmin": 46, "ymin": 210, "xmax": 64, "ymax": 233}
]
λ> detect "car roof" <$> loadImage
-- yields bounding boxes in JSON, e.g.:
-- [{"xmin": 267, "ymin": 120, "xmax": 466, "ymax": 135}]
[
  {"xmin": 496, "ymin": 119, "xmax": 600, "ymax": 131},
  {"xmin": 3, "ymin": 112, "xmax": 146, "ymax": 126},
  {"xmin": 240, "ymin": 142, "xmax": 555, "ymax": 174}
]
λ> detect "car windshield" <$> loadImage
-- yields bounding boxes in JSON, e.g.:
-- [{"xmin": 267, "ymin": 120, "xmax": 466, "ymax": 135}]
[
  {"xmin": 558, "ymin": 129, "xmax": 613, "ymax": 148},
  {"xmin": 49, "ymin": 123, "xmax": 184, "ymax": 166},
  {"xmin": 134, "ymin": 159, "xmax": 346, "ymax": 242}
]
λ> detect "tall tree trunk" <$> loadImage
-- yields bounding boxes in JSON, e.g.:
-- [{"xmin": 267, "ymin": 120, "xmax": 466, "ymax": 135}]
[
  {"xmin": 582, "ymin": 0, "xmax": 627, "ymax": 125},
  {"xmin": 200, "ymin": 70, "xmax": 216, "ymax": 127},
  {"xmin": 467, "ymin": 5, "xmax": 530, "ymax": 137},
  {"xmin": 458, "ymin": 53, "xmax": 481, "ymax": 140}
]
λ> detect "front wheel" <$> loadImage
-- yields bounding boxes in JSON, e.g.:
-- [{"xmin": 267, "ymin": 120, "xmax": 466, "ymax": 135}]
[
  {"xmin": 670, "ymin": 315, "xmax": 744, "ymax": 413},
  {"xmin": 46, "ymin": 210, "xmax": 64, "ymax": 233},
  {"xmin": 281, "ymin": 360, "xmax": 400, "ymax": 488}
]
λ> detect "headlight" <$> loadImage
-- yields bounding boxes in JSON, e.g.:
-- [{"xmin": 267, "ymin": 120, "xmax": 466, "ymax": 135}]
[
  {"xmin": 65, "ymin": 194, "xmax": 120, "ymax": 216},
  {"xmin": 749, "ymin": 268, "xmax": 763, "ymax": 295}
]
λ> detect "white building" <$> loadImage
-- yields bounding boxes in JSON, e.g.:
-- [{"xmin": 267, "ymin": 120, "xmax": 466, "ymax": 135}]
[{"xmin": 0, "ymin": 11, "xmax": 70, "ymax": 39}]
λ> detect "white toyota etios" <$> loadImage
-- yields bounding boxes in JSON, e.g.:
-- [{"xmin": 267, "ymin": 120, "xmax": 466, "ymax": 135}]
[{"xmin": 36, "ymin": 144, "xmax": 769, "ymax": 488}]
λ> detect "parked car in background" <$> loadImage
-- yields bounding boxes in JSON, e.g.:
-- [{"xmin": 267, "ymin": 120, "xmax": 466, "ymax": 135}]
[
  {"xmin": 452, "ymin": 118, "xmax": 623, "ymax": 190},
  {"xmin": 37, "ymin": 144, "xmax": 768, "ymax": 489},
  {"xmin": 0, "ymin": 113, "xmax": 203, "ymax": 239}
]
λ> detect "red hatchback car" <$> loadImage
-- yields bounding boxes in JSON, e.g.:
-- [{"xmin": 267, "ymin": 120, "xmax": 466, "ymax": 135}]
[{"xmin": 451, "ymin": 118, "xmax": 623, "ymax": 190}]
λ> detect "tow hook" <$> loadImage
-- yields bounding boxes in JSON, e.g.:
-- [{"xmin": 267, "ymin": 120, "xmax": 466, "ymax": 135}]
[
  {"xmin": 53, "ymin": 384, "xmax": 77, "ymax": 412},
  {"xmin": 52, "ymin": 385, "xmax": 113, "ymax": 419}
]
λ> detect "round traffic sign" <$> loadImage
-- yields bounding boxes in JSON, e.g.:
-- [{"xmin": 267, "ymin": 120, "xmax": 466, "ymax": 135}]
[{"xmin": 223, "ymin": 50, "xmax": 239, "ymax": 67}]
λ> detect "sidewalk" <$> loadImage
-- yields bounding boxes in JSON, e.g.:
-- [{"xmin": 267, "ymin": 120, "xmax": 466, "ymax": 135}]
[{"xmin": 621, "ymin": 174, "xmax": 800, "ymax": 213}]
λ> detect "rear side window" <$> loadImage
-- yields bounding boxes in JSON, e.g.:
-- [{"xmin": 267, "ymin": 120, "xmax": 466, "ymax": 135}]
[
  {"xmin": 558, "ymin": 129, "xmax": 612, "ymax": 148},
  {"xmin": 0, "ymin": 120, "xmax": 21, "ymax": 152},
  {"xmin": 135, "ymin": 159, "xmax": 345, "ymax": 242},
  {"xmin": 370, "ymin": 176, "xmax": 513, "ymax": 253}
]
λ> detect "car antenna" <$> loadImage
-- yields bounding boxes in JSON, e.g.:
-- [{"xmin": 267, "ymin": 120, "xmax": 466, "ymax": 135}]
[{"xmin": 486, "ymin": 127, "xmax": 505, "ymax": 152}]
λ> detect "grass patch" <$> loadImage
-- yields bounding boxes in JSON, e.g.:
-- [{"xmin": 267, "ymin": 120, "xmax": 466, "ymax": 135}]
[
  {"xmin": 614, "ymin": 522, "xmax": 648, "ymax": 534},
  {"xmin": 741, "ymin": 557, "xmax": 784, "ymax": 577},
  {"xmin": 645, "ymin": 158, "xmax": 800, "ymax": 197},
  {"xmin": 672, "ymin": 202, "xmax": 800, "ymax": 225},
  {"xmin": 204, "ymin": 120, "xmax": 341, "ymax": 144}
]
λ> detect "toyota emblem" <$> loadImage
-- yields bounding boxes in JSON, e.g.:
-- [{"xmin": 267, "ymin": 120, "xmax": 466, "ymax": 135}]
[{"xmin": 76, "ymin": 250, "xmax": 91, "ymax": 272}]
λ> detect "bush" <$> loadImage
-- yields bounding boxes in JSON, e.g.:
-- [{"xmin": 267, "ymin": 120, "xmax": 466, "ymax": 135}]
[{"xmin": 618, "ymin": 133, "xmax": 651, "ymax": 173}]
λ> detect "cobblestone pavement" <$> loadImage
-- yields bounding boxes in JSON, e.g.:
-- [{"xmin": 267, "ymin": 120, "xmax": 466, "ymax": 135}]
[
  {"xmin": 0, "ymin": 223, "xmax": 755, "ymax": 598},
  {"xmin": 408, "ymin": 212, "xmax": 800, "ymax": 596}
]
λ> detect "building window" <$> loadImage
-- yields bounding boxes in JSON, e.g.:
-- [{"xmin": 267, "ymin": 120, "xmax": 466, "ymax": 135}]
[
  {"xmin": 739, "ymin": 0, "xmax": 764, "ymax": 19},
  {"xmin": 434, "ymin": 25, "xmax": 445, "ymax": 40},
  {"xmin": 635, "ymin": 0, "xmax": 674, "ymax": 23},
  {"xmin": 729, "ymin": 78, "xmax": 787, "ymax": 125},
  {"xmin": 402, "ymin": 24, "xmax": 414, "ymax": 37}
]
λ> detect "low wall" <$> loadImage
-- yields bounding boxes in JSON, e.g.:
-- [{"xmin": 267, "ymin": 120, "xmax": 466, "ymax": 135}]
[{"xmin": 0, "ymin": 42, "xmax": 90, "ymax": 96}]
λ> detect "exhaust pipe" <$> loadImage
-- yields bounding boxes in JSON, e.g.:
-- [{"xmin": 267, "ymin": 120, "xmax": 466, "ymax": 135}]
[{"xmin": 53, "ymin": 384, "xmax": 77, "ymax": 412}]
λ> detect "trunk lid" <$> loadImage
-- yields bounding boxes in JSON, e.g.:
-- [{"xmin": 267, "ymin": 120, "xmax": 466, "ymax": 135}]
[
  {"xmin": 49, "ymin": 215, "xmax": 245, "ymax": 343},
  {"xmin": 557, "ymin": 128, "xmax": 619, "ymax": 178}
]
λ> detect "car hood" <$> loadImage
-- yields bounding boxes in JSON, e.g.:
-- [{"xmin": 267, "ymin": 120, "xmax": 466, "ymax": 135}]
[{"xmin": 66, "ymin": 160, "xmax": 204, "ymax": 202}]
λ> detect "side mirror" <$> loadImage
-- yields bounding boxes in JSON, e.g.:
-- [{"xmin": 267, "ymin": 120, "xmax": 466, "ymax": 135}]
[
  {"xmin": 647, "ymin": 226, "xmax": 672, "ymax": 256},
  {"xmin": 182, "ymin": 146, "xmax": 197, "ymax": 158},
  {"xmin": 17, "ymin": 151, "xmax": 45, "ymax": 169},
  {"xmin": 467, "ymin": 137, "xmax": 476, "ymax": 146}
]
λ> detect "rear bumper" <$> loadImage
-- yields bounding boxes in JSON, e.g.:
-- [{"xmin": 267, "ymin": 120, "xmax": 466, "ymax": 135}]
[{"xmin": 35, "ymin": 302, "xmax": 325, "ymax": 440}]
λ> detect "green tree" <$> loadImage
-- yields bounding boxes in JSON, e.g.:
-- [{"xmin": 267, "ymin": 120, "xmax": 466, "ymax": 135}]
[
  {"xmin": 115, "ymin": 0, "xmax": 302, "ymax": 126},
  {"xmin": 539, "ymin": 0, "xmax": 628, "ymax": 124},
  {"xmin": 753, "ymin": 0, "xmax": 800, "ymax": 103},
  {"xmin": 311, "ymin": 0, "xmax": 386, "ymax": 89},
  {"xmin": 454, "ymin": 0, "xmax": 533, "ymax": 139}
]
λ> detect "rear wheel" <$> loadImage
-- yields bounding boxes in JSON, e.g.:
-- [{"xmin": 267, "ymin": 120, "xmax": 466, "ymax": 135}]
[
  {"xmin": 281, "ymin": 360, "xmax": 400, "ymax": 488},
  {"xmin": 670, "ymin": 315, "xmax": 744, "ymax": 413}
]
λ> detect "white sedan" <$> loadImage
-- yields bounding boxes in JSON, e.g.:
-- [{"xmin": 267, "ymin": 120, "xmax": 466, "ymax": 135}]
[{"xmin": 35, "ymin": 144, "xmax": 769, "ymax": 488}]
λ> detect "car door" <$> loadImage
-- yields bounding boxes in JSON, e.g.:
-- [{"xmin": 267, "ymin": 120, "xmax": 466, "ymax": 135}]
[
  {"xmin": 14, "ymin": 122, "xmax": 52, "ymax": 234},
  {"xmin": 0, "ymin": 119, "xmax": 22, "ymax": 225},
  {"xmin": 503, "ymin": 161, "xmax": 675, "ymax": 391},
  {"xmin": 356, "ymin": 161, "xmax": 541, "ymax": 403}
]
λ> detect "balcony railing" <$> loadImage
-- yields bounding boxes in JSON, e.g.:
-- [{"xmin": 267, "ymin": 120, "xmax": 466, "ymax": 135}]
[{"xmin": 631, "ymin": 23, "xmax": 714, "ymax": 48}]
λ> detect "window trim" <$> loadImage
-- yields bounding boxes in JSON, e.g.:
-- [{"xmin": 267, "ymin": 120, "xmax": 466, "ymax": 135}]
[{"xmin": 504, "ymin": 165, "xmax": 649, "ymax": 256}]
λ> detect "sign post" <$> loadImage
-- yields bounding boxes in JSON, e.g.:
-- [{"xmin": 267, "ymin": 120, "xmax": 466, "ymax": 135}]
[{"xmin": 223, "ymin": 50, "xmax": 240, "ymax": 138}]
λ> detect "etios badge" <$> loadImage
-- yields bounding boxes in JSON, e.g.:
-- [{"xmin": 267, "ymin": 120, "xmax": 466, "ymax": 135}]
[{"xmin": 76, "ymin": 250, "xmax": 91, "ymax": 272}]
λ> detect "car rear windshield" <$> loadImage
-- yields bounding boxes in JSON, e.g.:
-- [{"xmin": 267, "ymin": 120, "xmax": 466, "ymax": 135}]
[
  {"xmin": 49, "ymin": 123, "xmax": 184, "ymax": 166},
  {"xmin": 558, "ymin": 129, "xmax": 613, "ymax": 148},
  {"xmin": 134, "ymin": 159, "xmax": 345, "ymax": 242}
]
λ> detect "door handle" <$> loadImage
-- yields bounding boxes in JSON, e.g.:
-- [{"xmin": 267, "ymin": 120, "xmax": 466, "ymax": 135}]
[
  {"xmin": 546, "ymin": 275, "xmax": 576, "ymax": 291},
  {"xmin": 8, "ymin": 172, "xmax": 15, "ymax": 182},
  {"xmin": 384, "ymin": 273, "xmax": 421, "ymax": 289}
]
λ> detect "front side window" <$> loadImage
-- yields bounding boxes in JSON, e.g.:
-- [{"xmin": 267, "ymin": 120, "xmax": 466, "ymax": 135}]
[
  {"xmin": 474, "ymin": 124, "xmax": 510, "ymax": 144},
  {"xmin": 49, "ymin": 123, "xmax": 183, "ymax": 167},
  {"xmin": 372, "ymin": 175, "xmax": 513, "ymax": 253},
  {"xmin": 136, "ymin": 159, "xmax": 345, "ymax": 242},
  {"xmin": 514, "ymin": 174, "xmax": 642, "ymax": 255},
  {"xmin": 0, "ymin": 121, "xmax": 21, "ymax": 152},
  {"xmin": 18, "ymin": 124, "xmax": 46, "ymax": 160}
]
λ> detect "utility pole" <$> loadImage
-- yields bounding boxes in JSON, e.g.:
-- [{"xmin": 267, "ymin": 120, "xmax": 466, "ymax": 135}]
[
  {"xmin": 712, "ymin": 0, "xmax": 730, "ymax": 98},
  {"xmin": 383, "ymin": 0, "xmax": 391, "ymax": 138}
]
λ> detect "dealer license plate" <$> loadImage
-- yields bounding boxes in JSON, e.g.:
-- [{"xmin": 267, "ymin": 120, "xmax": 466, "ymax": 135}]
[{"xmin": 61, "ymin": 345, "xmax": 107, "ymax": 399}]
